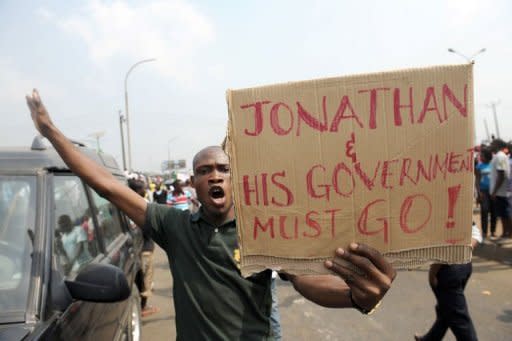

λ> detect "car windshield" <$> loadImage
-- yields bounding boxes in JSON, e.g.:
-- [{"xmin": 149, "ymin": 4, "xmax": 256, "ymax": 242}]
[{"xmin": 0, "ymin": 175, "xmax": 35, "ymax": 323}]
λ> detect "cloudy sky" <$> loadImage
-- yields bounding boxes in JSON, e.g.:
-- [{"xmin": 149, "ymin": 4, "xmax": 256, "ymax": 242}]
[{"xmin": 0, "ymin": 0, "xmax": 510, "ymax": 172}]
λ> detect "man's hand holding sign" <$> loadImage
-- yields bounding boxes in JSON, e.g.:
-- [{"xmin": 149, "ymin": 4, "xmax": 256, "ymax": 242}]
[{"xmin": 291, "ymin": 242, "xmax": 396, "ymax": 313}]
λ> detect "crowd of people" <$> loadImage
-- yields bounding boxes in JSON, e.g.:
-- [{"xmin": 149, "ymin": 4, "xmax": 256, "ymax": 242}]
[
  {"xmin": 128, "ymin": 173, "xmax": 200, "ymax": 212},
  {"xmin": 474, "ymin": 137, "xmax": 512, "ymax": 241}
]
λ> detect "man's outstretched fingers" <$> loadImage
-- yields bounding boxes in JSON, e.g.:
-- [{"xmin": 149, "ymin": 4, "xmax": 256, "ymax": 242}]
[
  {"xmin": 336, "ymin": 247, "xmax": 391, "ymax": 286},
  {"xmin": 325, "ymin": 259, "xmax": 369, "ymax": 290},
  {"xmin": 26, "ymin": 95, "xmax": 36, "ymax": 113},
  {"xmin": 349, "ymin": 243, "xmax": 396, "ymax": 281},
  {"xmin": 33, "ymin": 89, "xmax": 44, "ymax": 109}
]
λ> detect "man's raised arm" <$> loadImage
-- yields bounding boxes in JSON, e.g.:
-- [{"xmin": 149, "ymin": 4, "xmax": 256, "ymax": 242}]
[{"xmin": 26, "ymin": 89, "xmax": 147, "ymax": 227}]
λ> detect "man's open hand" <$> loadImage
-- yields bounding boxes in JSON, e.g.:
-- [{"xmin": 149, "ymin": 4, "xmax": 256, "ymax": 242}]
[
  {"xmin": 325, "ymin": 243, "xmax": 396, "ymax": 312},
  {"xmin": 26, "ymin": 89, "xmax": 53, "ymax": 136}
]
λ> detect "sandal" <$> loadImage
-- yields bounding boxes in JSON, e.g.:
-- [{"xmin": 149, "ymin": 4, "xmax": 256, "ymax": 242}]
[{"xmin": 141, "ymin": 305, "xmax": 160, "ymax": 317}]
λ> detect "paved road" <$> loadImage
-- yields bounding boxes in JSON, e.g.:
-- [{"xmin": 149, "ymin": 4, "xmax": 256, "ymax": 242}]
[{"xmin": 141, "ymin": 245, "xmax": 511, "ymax": 340}]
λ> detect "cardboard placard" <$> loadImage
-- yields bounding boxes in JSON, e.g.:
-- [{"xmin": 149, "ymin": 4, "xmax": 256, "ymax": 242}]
[{"xmin": 227, "ymin": 64, "xmax": 474, "ymax": 276}]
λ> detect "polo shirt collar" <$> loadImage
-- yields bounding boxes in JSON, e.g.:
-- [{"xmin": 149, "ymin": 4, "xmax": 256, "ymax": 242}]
[{"xmin": 190, "ymin": 207, "xmax": 236, "ymax": 227}]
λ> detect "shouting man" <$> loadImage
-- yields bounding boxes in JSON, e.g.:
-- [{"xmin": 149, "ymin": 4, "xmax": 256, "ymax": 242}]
[{"xmin": 26, "ymin": 89, "xmax": 396, "ymax": 340}]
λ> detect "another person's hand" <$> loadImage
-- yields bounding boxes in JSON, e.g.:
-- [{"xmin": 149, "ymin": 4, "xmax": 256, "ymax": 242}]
[
  {"xmin": 26, "ymin": 89, "xmax": 53, "ymax": 136},
  {"xmin": 429, "ymin": 272, "xmax": 438, "ymax": 288},
  {"xmin": 325, "ymin": 243, "xmax": 396, "ymax": 313},
  {"xmin": 428, "ymin": 264, "xmax": 441, "ymax": 289}
]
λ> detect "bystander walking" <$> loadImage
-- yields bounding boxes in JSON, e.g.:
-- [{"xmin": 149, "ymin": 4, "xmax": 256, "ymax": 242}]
[
  {"xmin": 489, "ymin": 139, "xmax": 512, "ymax": 239},
  {"xmin": 128, "ymin": 179, "xmax": 159, "ymax": 317},
  {"xmin": 476, "ymin": 147, "xmax": 496, "ymax": 239},
  {"xmin": 414, "ymin": 223, "xmax": 482, "ymax": 341}
]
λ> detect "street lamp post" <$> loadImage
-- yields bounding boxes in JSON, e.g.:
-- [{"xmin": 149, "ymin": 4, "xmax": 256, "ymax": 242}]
[
  {"xmin": 448, "ymin": 48, "xmax": 487, "ymax": 144},
  {"xmin": 124, "ymin": 58, "xmax": 156, "ymax": 172},
  {"xmin": 483, "ymin": 118, "xmax": 490, "ymax": 141},
  {"xmin": 118, "ymin": 110, "xmax": 127, "ymax": 171},
  {"xmin": 447, "ymin": 48, "xmax": 486, "ymax": 63},
  {"xmin": 487, "ymin": 100, "xmax": 501, "ymax": 139}
]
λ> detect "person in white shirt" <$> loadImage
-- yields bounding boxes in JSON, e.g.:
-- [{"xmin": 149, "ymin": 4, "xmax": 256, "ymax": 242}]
[{"xmin": 489, "ymin": 139, "xmax": 512, "ymax": 239}]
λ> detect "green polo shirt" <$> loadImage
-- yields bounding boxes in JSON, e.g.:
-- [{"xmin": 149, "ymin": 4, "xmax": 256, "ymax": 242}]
[{"xmin": 145, "ymin": 203, "xmax": 273, "ymax": 340}]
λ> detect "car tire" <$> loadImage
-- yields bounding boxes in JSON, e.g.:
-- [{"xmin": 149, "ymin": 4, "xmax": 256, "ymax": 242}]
[{"xmin": 126, "ymin": 286, "xmax": 142, "ymax": 341}]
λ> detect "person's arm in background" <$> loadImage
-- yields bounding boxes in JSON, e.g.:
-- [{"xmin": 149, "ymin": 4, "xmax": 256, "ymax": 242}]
[
  {"xmin": 491, "ymin": 152, "xmax": 508, "ymax": 200},
  {"xmin": 428, "ymin": 264, "xmax": 442, "ymax": 288},
  {"xmin": 475, "ymin": 166, "xmax": 482, "ymax": 204},
  {"xmin": 471, "ymin": 222, "xmax": 482, "ymax": 248},
  {"xmin": 26, "ymin": 89, "xmax": 147, "ymax": 227},
  {"xmin": 289, "ymin": 243, "xmax": 396, "ymax": 312},
  {"xmin": 491, "ymin": 170, "xmax": 505, "ymax": 200}
]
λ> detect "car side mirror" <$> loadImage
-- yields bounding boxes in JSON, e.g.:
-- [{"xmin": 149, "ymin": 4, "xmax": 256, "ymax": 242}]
[{"xmin": 64, "ymin": 263, "xmax": 130, "ymax": 302}]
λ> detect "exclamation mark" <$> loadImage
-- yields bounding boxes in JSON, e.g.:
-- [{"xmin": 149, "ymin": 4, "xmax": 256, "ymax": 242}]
[{"xmin": 446, "ymin": 185, "xmax": 462, "ymax": 229}]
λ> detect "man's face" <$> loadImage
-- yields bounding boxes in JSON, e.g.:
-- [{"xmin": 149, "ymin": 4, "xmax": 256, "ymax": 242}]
[{"xmin": 192, "ymin": 148, "xmax": 233, "ymax": 219}]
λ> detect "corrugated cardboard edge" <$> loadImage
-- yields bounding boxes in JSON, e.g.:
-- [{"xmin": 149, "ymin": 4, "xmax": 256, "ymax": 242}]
[
  {"xmin": 228, "ymin": 63, "xmax": 470, "ymax": 94},
  {"xmin": 226, "ymin": 88, "xmax": 246, "ymax": 269},
  {"xmin": 240, "ymin": 245, "xmax": 472, "ymax": 277}
]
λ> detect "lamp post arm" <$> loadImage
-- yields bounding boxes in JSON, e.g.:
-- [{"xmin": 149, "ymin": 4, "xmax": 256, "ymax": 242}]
[
  {"xmin": 448, "ymin": 48, "xmax": 471, "ymax": 63},
  {"xmin": 448, "ymin": 48, "xmax": 486, "ymax": 63},
  {"xmin": 124, "ymin": 58, "xmax": 157, "ymax": 90},
  {"xmin": 469, "ymin": 48, "xmax": 486, "ymax": 62}
]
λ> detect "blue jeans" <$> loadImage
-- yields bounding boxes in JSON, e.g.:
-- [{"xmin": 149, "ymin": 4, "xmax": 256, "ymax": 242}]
[{"xmin": 270, "ymin": 276, "xmax": 282, "ymax": 340}]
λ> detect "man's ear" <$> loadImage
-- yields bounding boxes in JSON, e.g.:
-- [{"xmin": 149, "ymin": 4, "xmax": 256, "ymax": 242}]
[{"xmin": 190, "ymin": 175, "xmax": 195, "ymax": 188}]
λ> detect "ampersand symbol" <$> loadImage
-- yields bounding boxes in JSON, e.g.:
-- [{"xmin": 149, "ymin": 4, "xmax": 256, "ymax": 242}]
[{"xmin": 345, "ymin": 132, "xmax": 357, "ymax": 163}]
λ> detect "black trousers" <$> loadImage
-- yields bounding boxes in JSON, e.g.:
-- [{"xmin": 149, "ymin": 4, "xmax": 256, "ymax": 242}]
[
  {"xmin": 422, "ymin": 263, "xmax": 478, "ymax": 341},
  {"xmin": 479, "ymin": 189, "xmax": 496, "ymax": 236}
]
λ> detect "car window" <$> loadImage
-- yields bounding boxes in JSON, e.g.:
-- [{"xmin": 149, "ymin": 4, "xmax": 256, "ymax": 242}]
[
  {"xmin": 54, "ymin": 176, "xmax": 99, "ymax": 277},
  {"xmin": 0, "ymin": 176, "xmax": 34, "ymax": 321},
  {"xmin": 89, "ymin": 189, "xmax": 124, "ymax": 249}
]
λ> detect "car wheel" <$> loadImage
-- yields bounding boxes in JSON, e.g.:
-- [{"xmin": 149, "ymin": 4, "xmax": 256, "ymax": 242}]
[{"xmin": 127, "ymin": 286, "xmax": 142, "ymax": 341}]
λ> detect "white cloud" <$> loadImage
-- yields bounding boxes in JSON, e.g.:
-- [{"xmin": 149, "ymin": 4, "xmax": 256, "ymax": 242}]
[
  {"xmin": 0, "ymin": 58, "xmax": 67, "ymax": 146},
  {"xmin": 36, "ymin": 7, "xmax": 55, "ymax": 20},
  {"xmin": 446, "ymin": 0, "xmax": 492, "ymax": 28},
  {"xmin": 54, "ymin": 0, "xmax": 215, "ymax": 82},
  {"xmin": 207, "ymin": 63, "xmax": 226, "ymax": 81},
  {"xmin": 0, "ymin": 58, "xmax": 63, "ymax": 105}
]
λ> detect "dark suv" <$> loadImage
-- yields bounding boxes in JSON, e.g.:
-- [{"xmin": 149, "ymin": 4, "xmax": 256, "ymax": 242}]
[{"xmin": 0, "ymin": 137, "xmax": 143, "ymax": 340}]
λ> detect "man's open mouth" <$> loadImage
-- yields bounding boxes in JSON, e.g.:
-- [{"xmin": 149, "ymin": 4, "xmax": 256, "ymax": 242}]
[{"xmin": 209, "ymin": 186, "xmax": 225, "ymax": 199}]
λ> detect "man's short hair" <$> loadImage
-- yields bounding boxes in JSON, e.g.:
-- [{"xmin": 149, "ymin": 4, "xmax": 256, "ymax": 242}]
[
  {"xmin": 491, "ymin": 138, "xmax": 507, "ymax": 152},
  {"xmin": 128, "ymin": 179, "xmax": 145, "ymax": 193},
  {"xmin": 192, "ymin": 146, "xmax": 225, "ymax": 173}
]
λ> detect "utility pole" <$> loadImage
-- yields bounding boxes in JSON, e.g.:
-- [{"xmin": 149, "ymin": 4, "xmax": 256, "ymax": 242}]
[
  {"xmin": 483, "ymin": 118, "xmax": 490, "ymax": 142},
  {"xmin": 487, "ymin": 101, "xmax": 501, "ymax": 139}
]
